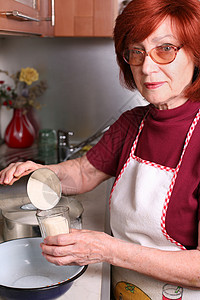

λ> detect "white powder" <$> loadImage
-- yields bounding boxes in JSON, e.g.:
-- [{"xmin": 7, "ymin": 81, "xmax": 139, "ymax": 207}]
[
  {"xmin": 41, "ymin": 216, "xmax": 69, "ymax": 237},
  {"xmin": 27, "ymin": 178, "xmax": 60, "ymax": 210}
]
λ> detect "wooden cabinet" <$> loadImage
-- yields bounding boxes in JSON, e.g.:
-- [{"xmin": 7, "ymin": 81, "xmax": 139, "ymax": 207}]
[
  {"xmin": 54, "ymin": 0, "xmax": 118, "ymax": 37},
  {"xmin": 0, "ymin": 0, "xmax": 118, "ymax": 38},
  {"xmin": 0, "ymin": 0, "xmax": 53, "ymax": 36}
]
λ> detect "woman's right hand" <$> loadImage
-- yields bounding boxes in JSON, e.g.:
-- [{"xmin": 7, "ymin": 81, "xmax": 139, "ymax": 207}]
[{"xmin": 0, "ymin": 161, "xmax": 44, "ymax": 185}]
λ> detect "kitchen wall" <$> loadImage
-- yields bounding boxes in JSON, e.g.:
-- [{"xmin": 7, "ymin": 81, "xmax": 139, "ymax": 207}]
[{"xmin": 0, "ymin": 36, "xmax": 146, "ymax": 142}]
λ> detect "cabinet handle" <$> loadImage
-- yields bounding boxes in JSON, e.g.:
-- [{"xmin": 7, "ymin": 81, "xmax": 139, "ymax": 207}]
[
  {"xmin": 51, "ymin": 0, "xmax": 55, "ymax": 26},
  {"xmin": 1, "ymin": 10, "xmax": 40, "ymax": 22}
]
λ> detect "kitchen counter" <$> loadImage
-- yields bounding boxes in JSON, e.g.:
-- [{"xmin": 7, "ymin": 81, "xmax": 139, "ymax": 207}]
[
  {"xmin": 0, "ymin": 180, "xmax": 113, "ymax": 300},
  {"xmin": 0, "ymin": 143, "xmax": 38, "ymax": 169}
]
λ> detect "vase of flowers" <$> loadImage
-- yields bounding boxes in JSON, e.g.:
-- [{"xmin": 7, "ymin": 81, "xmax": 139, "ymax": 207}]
[{"xmin": 0, "ymin": 67, "xmax": 47, "ymax": 148}]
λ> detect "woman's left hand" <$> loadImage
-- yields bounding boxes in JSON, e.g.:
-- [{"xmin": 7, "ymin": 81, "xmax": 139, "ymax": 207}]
[
  {"xmin": 40, "ymin": 229, "xmax": 113, "ymax": 266},
  {"xmin": 40, "ymin": 226, "xmax": 200, "ymax": 289}
]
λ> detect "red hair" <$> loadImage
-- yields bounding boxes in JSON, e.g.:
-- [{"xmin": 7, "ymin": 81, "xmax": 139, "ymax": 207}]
[{"xmin": 114, "ymin": 0, "xmax": 200, "ymax": 101}]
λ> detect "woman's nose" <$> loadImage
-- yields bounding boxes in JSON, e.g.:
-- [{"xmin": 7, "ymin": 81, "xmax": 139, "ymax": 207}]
[{"xmin": 141, "ymin": 55, "xmax": 160, "ymax": 75}]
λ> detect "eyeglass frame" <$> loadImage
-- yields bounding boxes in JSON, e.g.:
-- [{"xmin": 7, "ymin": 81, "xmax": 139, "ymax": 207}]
[{"xmin": 123, "ymin": 44, "xmax": 184, "ymax": 66}]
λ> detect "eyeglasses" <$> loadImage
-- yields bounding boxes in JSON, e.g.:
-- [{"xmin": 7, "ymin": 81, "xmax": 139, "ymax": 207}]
[{"xmin": 123, "ymin": 44, "xmax": 183, "ymax": 66}]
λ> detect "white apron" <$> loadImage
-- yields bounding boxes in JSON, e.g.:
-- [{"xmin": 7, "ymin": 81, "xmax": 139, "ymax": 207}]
[{"xmin": 110, "ymin": 109, "xmax": 200, "ymax": 300}]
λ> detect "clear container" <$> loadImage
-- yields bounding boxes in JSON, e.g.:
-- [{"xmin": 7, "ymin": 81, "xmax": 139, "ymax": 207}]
[
  {"xmin": 38, "ymin": 129, "xmax": 57, "ymax": 153},
  {"xmin": 36, "ymin": 206, "xmax": 70, "ymax": 239},
  {"xmin": 38, "ymin": 129, "xmax": 57, "ymax": 164}
]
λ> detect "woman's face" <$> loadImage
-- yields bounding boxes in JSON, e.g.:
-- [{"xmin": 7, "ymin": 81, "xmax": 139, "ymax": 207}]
[{"xmin": 130, "ymin": 17, "xmax": 195, "ymax": 110}]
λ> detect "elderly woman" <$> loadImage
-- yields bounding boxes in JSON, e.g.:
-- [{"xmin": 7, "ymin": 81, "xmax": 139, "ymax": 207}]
[{"xmin": 1, "ymin": 0, "xmax": 200, "ymax": 298}]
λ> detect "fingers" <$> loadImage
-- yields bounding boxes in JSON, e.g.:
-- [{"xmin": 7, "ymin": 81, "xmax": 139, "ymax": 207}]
[
  {"xmin": 40, "ymin": 238, "xmax": 88, "ymax": 266},
  {"xmin": 40, "ymin": 230, "xmax": 107, "ymax": 266},
  {"xmin": 0, "ymin": 161, "xmax": 43, "ymax": 185},
  {"xmin": 43, "ymin": 229, "xmax": 86, "ymax": 246},
  {"xmin": 41, "ymin": 243, "xmax": 101, "ymax": 266},
  {"xmin": 42, "ymin": 251, "xmax": 85, "ymax": 266},
  {"xmin": 0, "ymin": 162, "xmax": 24, "ymax": 185}
]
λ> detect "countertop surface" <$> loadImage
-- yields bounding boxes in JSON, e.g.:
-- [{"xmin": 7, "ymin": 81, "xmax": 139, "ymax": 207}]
[
  {"xmin": 0, "ymin": 143, "xmax": 39, "ymax": 169},
  {"xmin": 0, "ymin": 180, "xmax": 112, "ymax": 300}
]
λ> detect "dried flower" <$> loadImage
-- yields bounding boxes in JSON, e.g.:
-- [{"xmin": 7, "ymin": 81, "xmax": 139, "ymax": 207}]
[
  {"xmin": 19, "ymin": 67, "xmax": 39, "ymax": 85},
  {"xmin": 0, "ymin": 68, "xmax": 47, "ymax": 112}
]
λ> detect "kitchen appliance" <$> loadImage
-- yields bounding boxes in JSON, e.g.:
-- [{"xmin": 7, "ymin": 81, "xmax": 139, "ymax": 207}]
[
  {"xmin": 0, "ymin": 237, "xmax": 87, "ymax": 300},
  {"xmin": 2, "ymin": 196, "xmax": 83, "ymax": 241}
]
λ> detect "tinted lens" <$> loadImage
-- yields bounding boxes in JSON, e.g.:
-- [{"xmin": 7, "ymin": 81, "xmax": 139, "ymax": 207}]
[
  {"xmin": 151, "ymin": 46, "xmax": 176, "ymax": 64},
  {"xmin": 124, "ymin": 49, "xmax": 144, "ymax": 66},
  {"xmin": 123, "ymin": 46, "xmax": 178, "ymax": 66}
]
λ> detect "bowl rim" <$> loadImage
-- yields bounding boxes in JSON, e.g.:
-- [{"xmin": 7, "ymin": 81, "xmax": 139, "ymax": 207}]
[{"xmin": 0, "ymin": 237, "xmax": 88, "ymax": 291}]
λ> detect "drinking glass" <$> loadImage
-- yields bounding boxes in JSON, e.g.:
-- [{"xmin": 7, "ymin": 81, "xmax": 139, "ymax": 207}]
[{"xmin": 36, "ymin": 206, "xmax": 70, "ymax": 239}]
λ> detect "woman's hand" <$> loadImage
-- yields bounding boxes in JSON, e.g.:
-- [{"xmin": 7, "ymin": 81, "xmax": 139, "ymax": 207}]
[
  {"xmin": 40, "ymin": 229, "xmax": 114, "ymax": 266},
  {"xmin": 0, "ymin": 161, "xmax": 43, "ymax": 185},
  {"xmin": 40, "ymin": 228, "xmax": 200, "ymax": 289},
  {"xmin": 0, "ymin": 155, "xmax": 110, "ymax": 195}
]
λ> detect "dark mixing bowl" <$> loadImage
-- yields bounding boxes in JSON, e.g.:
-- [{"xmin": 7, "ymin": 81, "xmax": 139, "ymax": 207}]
[{"xmin": 0, "ymin": 237, "xmax": 87, "ymax": 300}]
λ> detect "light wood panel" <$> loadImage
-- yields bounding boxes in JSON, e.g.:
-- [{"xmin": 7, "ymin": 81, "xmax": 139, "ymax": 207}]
[
  {"xmin": 54, "ymin": 0, "xmax": 74, "ymax": 36},
  {"xmin": 74, "ymin": 0, "xmax": 93, "ymax": 36},
  {"xmin": 54, "ymin": 0, "xmax": 118, "ymax": 37},
  {"xmin": 75, "ymin": 0, "xmax": 93, "ymax": 17},
  {"xmin": 74, "ymin": 16, "xmax": 93, "ymax": 36},
  {"xmin": 94, "ymin": 0, "xmax": 116, "ymax": 37}
]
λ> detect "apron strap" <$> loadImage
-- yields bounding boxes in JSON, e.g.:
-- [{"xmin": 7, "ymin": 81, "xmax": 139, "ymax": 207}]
[{"xmin": 161, "ymin": 108, "xmax": 200, "ymax": 249}]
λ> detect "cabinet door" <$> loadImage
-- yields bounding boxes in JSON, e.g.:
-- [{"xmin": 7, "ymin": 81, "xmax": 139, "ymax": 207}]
[
  {"xmin": 74, "ymin": 0, "xmax": 93, "ymax": 36},
  {"xmin": 54, "ymin": 0, "xmax": 93, "ymax": 36},
  {"xmin": 94, "ymin": 0, "xmax": 118, "ymax": 37},
  {"xmin": 54, "ymin": 0, "xmax": 74, "ymax": 36},
  {"xmin": 54, "ymin": 0, "xmax": 118, "ymax": 37},
  {"xmin": 0, "ymin": 0, "xmax": 53, "ymax": 36}
]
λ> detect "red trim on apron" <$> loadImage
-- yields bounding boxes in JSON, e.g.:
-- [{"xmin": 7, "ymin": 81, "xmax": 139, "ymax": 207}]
[{"xmin": 109, "ymin": 109, "xmax": 200, "ymax": 250}]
